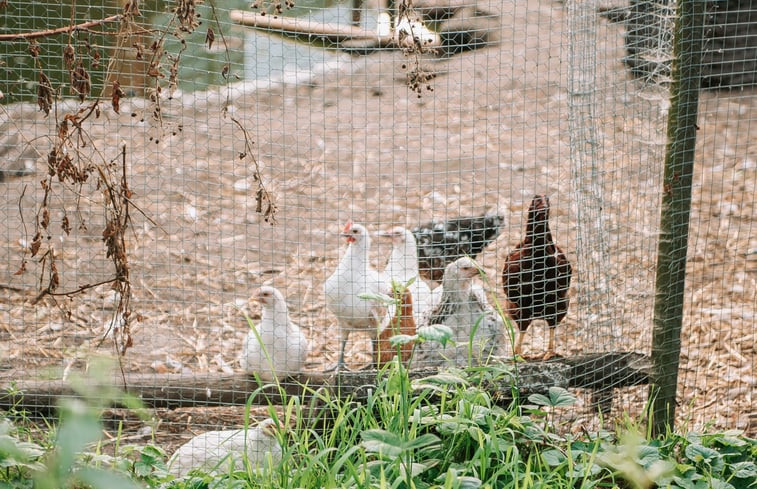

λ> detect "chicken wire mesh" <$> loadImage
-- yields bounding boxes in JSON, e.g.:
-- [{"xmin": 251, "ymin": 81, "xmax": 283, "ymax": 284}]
[{"xmin": 0, "ymin": 0, "xmax": 755, "ymax": 458}]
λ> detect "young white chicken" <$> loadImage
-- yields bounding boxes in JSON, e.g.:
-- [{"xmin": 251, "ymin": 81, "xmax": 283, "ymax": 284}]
[
  {"xmin": 415, "ymin": 257, "xmax": 504, "ymax": 367},
  {"xmin": 324, "ymin": 221, "xmax": 391, "ymax": 371},
  {"xmin": 168, "ymin": 418, "xmax": 283, "ymax": 477},
  {"xmin": 241, "ymin": 286, "xmax": 310, "ymax": 381},
  {"xmin": 378, "ymin": 226, "xmax": 434, "ymax": 323},
  {"xmin": 394, "ymin": 14, "xmax": 440, "ymax": 49}
]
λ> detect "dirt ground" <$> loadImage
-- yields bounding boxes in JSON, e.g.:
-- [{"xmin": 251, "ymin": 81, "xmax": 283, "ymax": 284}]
[{"xmin": 1, "ymin": 0, "xmax": 754, "ymax": 447}]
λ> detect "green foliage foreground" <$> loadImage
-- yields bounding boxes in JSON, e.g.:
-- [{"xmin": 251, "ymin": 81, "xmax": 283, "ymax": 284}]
[{"xmin": 1, "ymin": 359, "xmax": 755, "ymax": 489}]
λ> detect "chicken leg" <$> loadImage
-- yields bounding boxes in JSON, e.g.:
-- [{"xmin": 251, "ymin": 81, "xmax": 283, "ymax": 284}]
[
  {"xmin": 543, "ymin": 327, "xmax": 557, "ymax": 360},
  {"xmin": 514, "ymin": 330, "xmax": 526, "ymax": 357}
]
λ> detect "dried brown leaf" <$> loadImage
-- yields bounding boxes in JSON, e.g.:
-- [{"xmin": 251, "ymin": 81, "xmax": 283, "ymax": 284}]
[
  {"xmin": 71, "ymin": 62, "xmax": 91, "ymax": 101},
  {"xmin": 28, "ymin": 41, "xmax": 41, "ymax": 58},
  {"xmin": 63, "ymin": 44, "xmax": 75, "ymax": 71},
  {"xmin": 50, "ymin": 260, "xmax": 59, "ymax": 291},
  {"xmin": 30, "ymin": 233, "xmax": 42, "ymax": 257},
  {"xmin": 123, "ymin": 0, "xmax": 141, "ymax": 16},
  {"xmin": 133, "ymin": 42, "xmax": 145, "ymax": 60},
  {"xmin": 205, "ymin": 27, "xmax": 215, "ymax": 50},
  {"xmin": 61, "ymin": 214, "xmax": 71, "ymax": 235},
  {"xmin": 112, "ymin": 80, "xmax": 125, "ymax": 113},
  {"xmin": 41, "ymin": 206, "xmax": 50, "ymax": 230},
  {"xmin": 37, "ymin": 72, "xmax": 53, "ymax": 115}
]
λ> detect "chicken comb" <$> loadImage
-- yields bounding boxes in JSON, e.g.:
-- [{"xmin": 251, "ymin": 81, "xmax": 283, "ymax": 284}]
[{"xmin": 343, "ymin": 220, "xmax": 353, "ymax": 232}]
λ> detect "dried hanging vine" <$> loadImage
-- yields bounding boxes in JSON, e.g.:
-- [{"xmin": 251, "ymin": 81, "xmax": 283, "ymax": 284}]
[
  {"xmin": 394, "ymin": 0, "xmax": 438, "ymax": 98},
  {"xmin": 6, "ymin": 0, "xmax": 277, "ymax": 372}
]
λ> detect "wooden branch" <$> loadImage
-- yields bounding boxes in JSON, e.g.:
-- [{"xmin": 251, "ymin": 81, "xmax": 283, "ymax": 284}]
[
  {"xmin": 0, "ymin": 352, "xmax": 651, "ymax": 414},
  {"xmin": 229, "ymin": 10, "xmax": 393, "ymax": 44},
  {"xmin": 0, "ymin": 15, "xmax": 123, "ymax": 42}
]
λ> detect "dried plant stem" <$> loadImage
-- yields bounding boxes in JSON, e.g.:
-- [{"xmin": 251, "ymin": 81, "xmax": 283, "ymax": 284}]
[{"xmin": 0, "ymin": 15, "xmax": 122, "ymax": 41}]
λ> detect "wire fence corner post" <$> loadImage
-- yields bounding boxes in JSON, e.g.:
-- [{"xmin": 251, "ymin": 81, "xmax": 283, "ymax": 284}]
[{"xmin": 649, "ymin": 0, "xmax": 705, "ymax": 437}]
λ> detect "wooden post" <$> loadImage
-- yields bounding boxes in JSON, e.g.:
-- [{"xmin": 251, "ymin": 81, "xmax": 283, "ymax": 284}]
[{"xmin": 649, "ymin": 0, "xmax": 704, "ymax": 437}]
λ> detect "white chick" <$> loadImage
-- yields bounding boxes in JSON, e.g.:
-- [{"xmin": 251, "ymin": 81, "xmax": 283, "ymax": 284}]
[
  {"xmin": 168, "ymin": 418, "xmax": 283, "ymax": 477},
  {"xmin": 415, "ymin": 257, "xmax": 504, "ymax": 367},
  {"xmin": 241, "ymin": 286, "xmax": 310, "ymax": 381}
]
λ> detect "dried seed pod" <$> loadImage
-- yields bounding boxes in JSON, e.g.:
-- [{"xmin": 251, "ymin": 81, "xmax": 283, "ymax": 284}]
[
  {"xmin": 28, "ymin": 41, "xmax": 41, "ymax": 57},
  {"xmin": 205, "ymin": 27, "xmax": 215, "ymax": 50},
  {"xmin": 63, "ymin": 44, "xmax": 75, "ymax": 71},
  {"xmin": 71, "ymin": 61, "xmax": 91, "ymax": 101},
  {"xmin": 111, "ymin": 80, "xmax": 125, "ymax": 113},
  {"xmin": 37, "ymin": 72, "xmax": 54, "ymax": 115}
]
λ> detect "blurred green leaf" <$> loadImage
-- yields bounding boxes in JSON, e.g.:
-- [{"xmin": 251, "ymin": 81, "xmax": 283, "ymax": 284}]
[
  {"xmin": 404, "ymin": 433, "xmax": 441, "ymax": 452},
  {"xmin": 730, "ymin": 461, "xmax": 757, "ymax": 479},
  {"xmin": 389, "ymin": 334, "xmax": 418, "ymax": 347},
  {"xmin": 75, "ymin": 466, "xmax": 144, "ymax": 489},
  {"xmin": 417, "ymin": 324, "xmax": 454, "ymax": 345},
  {"xmin": 358, "ymin": 292, "xmax": 396, "ymax": 305},
  {"xmin": 528, "ymin": 387, "xmax": 577, "ymax": 408},
  {"xmin": 684, "ymin": 443, "xmax": 724, "ymax": 472},
  {"xmin": 361, "ymin": 429, "xmax": 404, "ymax": 458},
  {"xmin": 541, "ymin": 449, "xmax": 566, "ymax": 467}
]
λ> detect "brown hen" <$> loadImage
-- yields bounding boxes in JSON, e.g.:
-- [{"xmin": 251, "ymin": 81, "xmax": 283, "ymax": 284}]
[
  {"xmin": 374, "ymin": 287, "xmax": 416, "ymax": 367},
  {"xmin": 502, "ymin": 195, "xmax": 572, "ymax": 359}
]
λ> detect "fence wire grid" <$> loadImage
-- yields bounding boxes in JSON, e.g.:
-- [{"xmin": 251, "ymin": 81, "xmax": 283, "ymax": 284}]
[{"xmin": 1, "ymin": 0, "xmax": 755, "ymax": 456}]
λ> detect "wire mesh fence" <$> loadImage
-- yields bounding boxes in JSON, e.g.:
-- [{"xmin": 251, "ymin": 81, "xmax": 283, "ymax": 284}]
[{"xmin": 0, "ymin": 0, "xmax": 755, "ymax": 460}]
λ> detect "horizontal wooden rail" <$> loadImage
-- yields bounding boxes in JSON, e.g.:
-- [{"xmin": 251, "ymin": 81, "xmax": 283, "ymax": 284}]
[{"xmin": 0, "ymin": 352, "xmax": 650, "ymax": 414}]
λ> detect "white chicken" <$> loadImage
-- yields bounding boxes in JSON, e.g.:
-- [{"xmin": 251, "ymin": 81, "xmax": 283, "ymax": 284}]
[
  {"xmin": 324, "ymin": 221, "xmax": 391, "ymax": 371},
  {"xmin": 378, "ymin": 226, "xmax": 435, "ymax": 323},
  {"xmin": 415, "ymin": 257, "xmax": 504, "ymax": 367},
  {"xmin": 241, "ymin": 286, "xmax": 310, "ymax": 381},
  {"xmin": 394, "ymin": 14, "xmax": 440, "ymax": 49},
  {"xmin": 168, "ymin": 418, "xmax": 283, "ymax": 477}
]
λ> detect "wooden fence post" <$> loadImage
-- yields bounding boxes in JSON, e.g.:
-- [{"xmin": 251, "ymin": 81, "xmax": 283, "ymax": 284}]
[{"xmin": 650, "ymin": 0, "xmax": 704, "ymax": 437}]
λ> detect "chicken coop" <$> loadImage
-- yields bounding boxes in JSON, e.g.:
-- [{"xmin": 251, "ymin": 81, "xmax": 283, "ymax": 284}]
[{"xmin": 0, "ymin": 0, "xmax": 755, "ymax": 462}]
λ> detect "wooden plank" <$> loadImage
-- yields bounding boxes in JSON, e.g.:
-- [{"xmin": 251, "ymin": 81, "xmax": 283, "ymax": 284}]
[
  {"xmin": 0, "ymin": 352, "xmax": 651, "ymax": 414},
  {"xmin": 229, "ymin": 10, "xmax": 392, "ymax": 43}
]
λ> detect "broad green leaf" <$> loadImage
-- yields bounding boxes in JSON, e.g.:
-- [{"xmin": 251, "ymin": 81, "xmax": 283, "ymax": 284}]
[
  {"xmin": 685, "ymin": 443, "xmax": 723, "ymax": 471},
  {"xmin": 708, "ymin": 478, "xmax": 735, "ymax": 489},
  {"xmin": 527, "ymin": 393, "xmax": 551, "ymax": 406},
  {"xmin": 361, "ymin": 429, "xmax": 403, "ymax": 458},
  {"xmin": 541, "ymin": 449, "xmax": 566, "ymax": 467},
  {"xmin": 404, "ymin": 433, "xmax": 441, "ymax": 451},
  {"xmin": 389, "ymin": 334, "xmax": 418, "ymax": 346},
  {"xmin": 416, "ymin": 372, "xmax": 468, "ymax": 386},
  {"xmin": 637, "ymin": 444, "xmax": 662, "ymax": 468},
  {"xmin": 0, "ymin": 435, "xmax": 45, "ymax": 464},
  {"xmin": 417, "ymin": 324, "xmax": 454, "ymax": 344},
  {"xmin": 358, "ymin": 292, "xmax": 396, "ymax": 305},
  {"xmin": 528, "ymin": 387, "xmax": 576, "ymax": 408},
  {"xmin": 458, "ymin": 476, "xmax": 483, "ymax": 489},
  {"xmin": 75, "ymin": 466, "xmax": 147, "ymax": 489},
  {"xmin": 673, "ymin": 474, "xmax": 699, "ymax": 489},
  {"xmin": 730, "ymin": 461, "xmax": 757, "ymax": 479}
]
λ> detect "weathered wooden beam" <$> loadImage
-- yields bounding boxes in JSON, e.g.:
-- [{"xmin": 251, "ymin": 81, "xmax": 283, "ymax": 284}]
[
  {"xmin": 0, "ymin": 352, "xmax": 651, "ymax": 414},
  {"xmin": 229, "ymin": 10, "xmax": 392, "ymax": 44}
]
